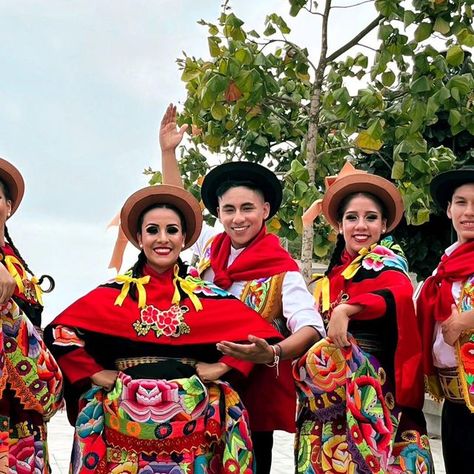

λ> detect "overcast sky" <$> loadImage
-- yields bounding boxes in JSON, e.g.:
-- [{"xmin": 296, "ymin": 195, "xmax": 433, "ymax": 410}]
[{"xmin": 0, "ymin": 0, "xmax": 376, "ymax": 323}]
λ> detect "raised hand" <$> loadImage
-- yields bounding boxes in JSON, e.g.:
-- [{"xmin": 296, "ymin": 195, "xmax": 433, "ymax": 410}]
[{"xmin": 159, "ymin": 103, "xmax": 188, "ymax": 153}]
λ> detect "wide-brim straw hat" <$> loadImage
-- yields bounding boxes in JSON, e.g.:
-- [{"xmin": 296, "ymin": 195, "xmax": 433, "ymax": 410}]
[
  {"xmin": 321, "ymin": 162, "xmax": 404, "ymax": 233},
  {"xmin": 0, "ymin": 157, "xmax": 25, "ymax": 216},
  {"xmin": 201, "ymin": 161, "xmax": 282, "ymax": 219},
  {"xmin": 430, "ymin": 166, "xmax": 474, "ymax": 210},
  {"xmin": 120, "ymin": 184, "xmax": 203, "ymax": 249}
]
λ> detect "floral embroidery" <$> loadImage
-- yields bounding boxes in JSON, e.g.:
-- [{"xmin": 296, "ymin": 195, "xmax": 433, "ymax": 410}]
[
  {"xmin": 183, "ymin": 273, "xmax": 229, "ymax": 298},
  {"xmin": 456, "ymin": 275, "xmax": 474, "ymax": 410},
  {"xmin": 362, "ymin": 237, "xmax": 409, "ymax": 274},
  {"xmin": 132, "ymin": 304, "xmax": 190, "ymax": 338},
  {"xmin": 244, "ymin": 278, "xmax": 271, "ymax": 313},
  {"xmin": 119, "ymin": 374, "xmax": 182, "ymax": 423}
]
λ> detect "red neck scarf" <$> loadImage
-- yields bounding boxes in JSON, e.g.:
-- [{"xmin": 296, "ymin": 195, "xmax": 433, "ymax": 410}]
[
  {"xmin": 210, "ymin": 226, "xmax": 299, "ymax": 289},
  {"xmin": 418, "ymin": 240, "xmax": 474, "ymax": 376}
]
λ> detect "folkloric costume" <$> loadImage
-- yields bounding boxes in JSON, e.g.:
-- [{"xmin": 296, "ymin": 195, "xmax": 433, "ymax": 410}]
[
  {"xmin": 297, "ymin": 162, "xmax": 433, "ymax": 474},
  {"xmin": 196, "ymin": 162, "xmax": 325, "ymax": 438},
  {"xmin": 45, "ymin": 184, "xmax": 282, "ymax": 474},
  {"xmin": 0, "ymin": 157, "xmax": 63, "ymax": 473},
  {"xmin": 417, "ymin": 167, "xmax": 474, "ymax": 474}
]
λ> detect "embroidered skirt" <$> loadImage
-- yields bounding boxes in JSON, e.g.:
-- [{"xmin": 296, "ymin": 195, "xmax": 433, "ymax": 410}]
[
  {"xmin": 70, "ymin": 373, "xmax": 254, "ymax": 473},
  {"xmin": 0, "ymin": 300, "xmax": 63, "ymax": 473},
  {"xmin": 293, "ymin": 338, "xmax": 433, "ymax": 474}
]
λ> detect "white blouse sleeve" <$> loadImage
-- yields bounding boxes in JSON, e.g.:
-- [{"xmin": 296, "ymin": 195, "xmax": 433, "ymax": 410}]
[{"xmin": 282, "ymin": 271, "xmax": 326, "ymax": 336}]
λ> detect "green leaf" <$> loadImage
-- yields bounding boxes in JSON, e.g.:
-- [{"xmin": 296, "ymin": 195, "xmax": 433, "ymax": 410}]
[
  {"xmin": 457, "ymin": 29, "xmax": 474, "ymax": 47},
  {"xmin": 448, "ymin": 109, "xmax": 461, "ymax": 127},
  {"xmin": 235, "ymin": 48, "xmax": 253, "ymax": 65},
  {"xmin": 403, "ymin": 10, "xmax": 416, "ymax": 27},
  {"xmin": 208, "ymin": 37, "xmax": 221, "ymax": 57},
  {"xmin": 410, "ymin": 76, "xmax": 430, "ymax": 94},
  {"xmin": 263, "ymin": 24, "xmax": 276, "ymax": 36},
  {"xmin": 210, "ymin": 103, "xmax": 227, "ymax": 120},
  {"xmin": 201, "ymin": 75, "xmax": 227, "ymax": 108},
  {"xmin": 434, "ymin": 16, "xmax": 450, "ymax": 35},
  {"xmin": 414, "ymin": 23, "xmax": 432, "ymax": 42},
  {"xmin": 381, "ymin": 70, "xmax": 396, "ymax": 86},
  {"xmin": 391, "ymin": 161, "xmax": 404, "ymax": 179},
  {"xmin": 354, "ymin": 131, "xmax": 383, "ymax": 153},
  {"xmin": 446, "ymin": 44, "xmax": 464, "ymax": 67}
]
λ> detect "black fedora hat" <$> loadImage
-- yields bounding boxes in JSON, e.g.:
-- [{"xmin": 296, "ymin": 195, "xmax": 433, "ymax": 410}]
[
  {"xmin": 201, "ymin": 161, "xmax": 282, "ymax": 219},
  {"xmin": 430, "ymin": 166, "xmax": 474, "ymax": 210}
]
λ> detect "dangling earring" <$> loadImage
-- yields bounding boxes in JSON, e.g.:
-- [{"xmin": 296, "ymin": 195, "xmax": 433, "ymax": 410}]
[{"xmin": 139, "ymin": 243, "xmax": 143, "ymax": 249}]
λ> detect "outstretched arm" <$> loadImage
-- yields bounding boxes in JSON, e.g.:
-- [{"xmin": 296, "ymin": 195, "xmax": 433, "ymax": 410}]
[
  {"xmin": 217, "ymin": 326, "xmax": 320, "ymax": 363},
  {"xmin": 159, "ymin": 103, "xmax": 187, "ymax": 187}
]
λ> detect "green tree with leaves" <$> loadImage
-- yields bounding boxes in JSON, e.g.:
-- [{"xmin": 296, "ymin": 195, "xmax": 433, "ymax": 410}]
[{"xmin": 156, "ymin": 0, "xmax": 474, "ymax": 280}]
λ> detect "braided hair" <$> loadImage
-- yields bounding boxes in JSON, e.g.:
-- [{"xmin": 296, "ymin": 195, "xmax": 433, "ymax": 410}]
[{"xmin": 0, "ymin": 179, "xmax": 55, "ymax": 293}]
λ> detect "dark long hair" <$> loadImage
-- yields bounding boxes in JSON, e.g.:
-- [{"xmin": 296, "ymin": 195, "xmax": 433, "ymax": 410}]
[
  {"xmin": 324, "ymin": 191, "xmax": 388, "ymax": 276},
  {"xmin": 0, "ymin": 178, "xmax": 55, "ymax": 293}
]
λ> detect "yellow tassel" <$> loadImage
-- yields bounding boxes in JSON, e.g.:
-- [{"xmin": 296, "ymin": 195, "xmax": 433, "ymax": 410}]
[
  {"xmin": 114, "ymin": 275, "xmax": 150, "ymax": 308},
  {"xmin": 29, "ymin": 277, "xmax": 44, "ymax": 306},
  {"xmin": 4, "ymin": 255, "xmax": 26, "ymax": 293},
  {"xmin": 313, "ymin": 275, "xmax": 331, "ymax": 313},
  {"xmin": 172, "ymin": 265, "xmax": 203, "ymax": 311}
]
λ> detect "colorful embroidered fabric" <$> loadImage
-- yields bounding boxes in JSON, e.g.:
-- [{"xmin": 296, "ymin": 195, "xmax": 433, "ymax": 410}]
[
  {"xmin": 70, "ymin": 373, "xmax": 253, "ymax": 474},
  {"xmin": 294, "ymin": 338, "xmax": 433, "ymax": 474},
  {"xmin": 455, "ymin": 274, "xmax": 474, "ymax": 411},
  {"xmin": 0, "ymin": 299, "xmax": 63, "ymax": 473}
]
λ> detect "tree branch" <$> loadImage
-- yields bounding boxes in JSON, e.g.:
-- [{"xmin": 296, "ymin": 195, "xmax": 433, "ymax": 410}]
[
  {"xmin": 326, "ymin": 14, "xmax": 383, "ymax": 62},
  {"xmin": 332, "ymin": 0, "xmax": 373, "ymax": 8}
]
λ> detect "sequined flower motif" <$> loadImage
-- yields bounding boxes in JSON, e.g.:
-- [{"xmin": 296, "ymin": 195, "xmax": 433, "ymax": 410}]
[{"xmin": 133, "ymin": 304, "xmax": 190, "ymax": 338}]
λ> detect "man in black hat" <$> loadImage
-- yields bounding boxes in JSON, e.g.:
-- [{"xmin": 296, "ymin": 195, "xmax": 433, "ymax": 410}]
[
  {"xmin": 417, "ymin": 166, "xmax": 474, "ymax": 474},
  {"xmin": 159, "ymin": 104, "xmax": 325, "ymax": 474}
]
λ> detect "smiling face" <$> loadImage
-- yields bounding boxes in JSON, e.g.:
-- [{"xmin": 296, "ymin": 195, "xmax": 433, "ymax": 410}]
[
  {"xmin": 447, "ymin": 183, "xmax": 474, "ymax": 244},
  {"xmin": 338, "ymin": 193, "xmax": 387, "ymax": 256},
  {"xmin": 217, "ymin": 185, "xmax": 270, "ymax": 249},
  {"xmin": 137, "ymin": 206, "xmax": 186, "ymax": 273}
]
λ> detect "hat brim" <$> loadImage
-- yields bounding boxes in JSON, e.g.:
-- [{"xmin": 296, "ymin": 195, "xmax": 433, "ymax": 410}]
[
  {"xmin": 201, "ymin": 162, "xmax": 282, "ymax": 218},
  {"xmin": 0, "ymin": 157, "xmax": 25, "ymax": 216},
  {"xmin": 322, "ymin": 174, "xmax": 403, "ymax": 232},
  {"xmin": 430, "ymin": 168, "xmax": 474, "ymax": 210},
  {"xmin": 120, "ymin": 185, "xmax": 203, "ymax": 250}
]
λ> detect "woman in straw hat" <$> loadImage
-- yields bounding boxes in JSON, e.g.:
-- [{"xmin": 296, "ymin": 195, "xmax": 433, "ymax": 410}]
[
  {"xmin": 417, "ymin": 166, "xmax": 474, "ymax": 474},
  {"xmin": 45, "ymin": 184, "xmax": 283, "ymax": 473},
  {"xmin": 293, "ymin": 162, "xmax": 433, "ymax": 473},
  {"xmin": 0, "ymin": 157, "xmax": 63, "ymax": 472}
]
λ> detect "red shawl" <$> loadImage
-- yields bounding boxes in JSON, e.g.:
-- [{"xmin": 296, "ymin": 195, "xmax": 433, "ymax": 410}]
[
  {"xmin": 51, "ymin": 265, "xmax": 282, "ymax": 347},
  {"xmin": 210, "ymin": 226, "xmax": 299, "ymax": 289},
  {"xmin": 417, "ymin": 240, "xmax": 474, "ymax": 378},
  {"xmin": 326, "ymin": 240, "xmax": 424, "ymax": 409}
]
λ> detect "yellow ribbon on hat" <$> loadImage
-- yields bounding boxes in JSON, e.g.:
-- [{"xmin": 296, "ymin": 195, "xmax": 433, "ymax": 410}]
[
  {"xmin": 114, "ymin": 274, "xmax": 150, "ymax": 308},
  {"xmin": 29, "ymin": 276, "xmax": 44, "ymax": 306},
  {"xmin": 172, "ymin": 265, "xmax": 203, "ymax": 311}
]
